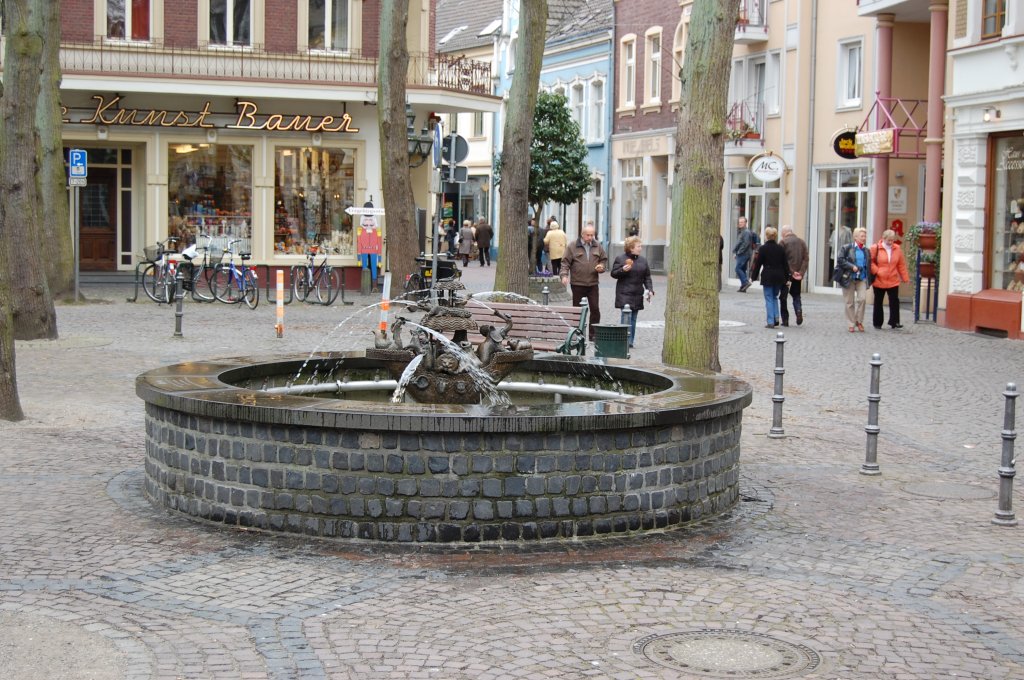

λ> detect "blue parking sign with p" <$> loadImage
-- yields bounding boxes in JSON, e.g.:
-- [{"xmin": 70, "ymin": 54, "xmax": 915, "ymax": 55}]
[{"xmin": 69, "ymin": 149, "xmax": 88, "ymax": 178}]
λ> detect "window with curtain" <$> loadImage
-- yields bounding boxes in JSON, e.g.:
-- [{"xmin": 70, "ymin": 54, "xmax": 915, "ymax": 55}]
[
  {"xmin": 107, "ymin": 0, "xmax": 150, "ymax": 41},
  {"xmin": 838, "ymin": 39, "xmax": 862, "ymax": 109},
  {"xmin": 571, "ymin": 83, "xmax": 586, "ymax": 136},
  {"xmin": 589, "ymin": 80, "xmax": 604, "ymax": 141},
  {"xmin": 982, "ymin": 0, "xmax": 1006, "ymax": 39},
  {"xmin": 621, "ymin": 37, "xmax": 636, "ymax": 107},
  {"xmin": 210, "ymin": 0, "xmax": 251, "ymax": 46},
  {"xmin": 646, "ymin": 31, "xmax": 662, "ymax": 104},
  {"xmin": 309, "ymin": 0, "xmax": 350, "ymax": 51}
]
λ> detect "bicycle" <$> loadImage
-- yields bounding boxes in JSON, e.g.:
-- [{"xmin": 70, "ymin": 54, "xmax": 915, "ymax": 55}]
[
  {"xmin": 291, "ymin": 244, "xmax": 340, "ymax": 304},
  {"xmin": 179, "ymin": 233, "xmax": 216, "ymax": 302},
  {"xmin": 210, "ymin": 239, "xmax": 260, "ymax": 309},
  {"xmin": 403, "ymin": 256, "xmax": 459, "ymax": 300},
  {"xmin": 141, "ymin": 237, "xmax": 180, "ymax": 303}
]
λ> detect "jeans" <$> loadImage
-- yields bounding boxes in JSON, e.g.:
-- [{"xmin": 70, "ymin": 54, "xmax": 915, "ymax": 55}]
[
  {"xmin": 872, "ymin": 286, "xmax": 901, "ymax": 328},
  {"xmin": 778, "ymin": 279, "xmax": 802, "ymax": 322},
  {"xmin": 735, "ymin": 254, "xmax": 751, "ymax": 286},
  {"xmin": 762, "ymin": 284, "xmax": 781, "ymax": 325}
]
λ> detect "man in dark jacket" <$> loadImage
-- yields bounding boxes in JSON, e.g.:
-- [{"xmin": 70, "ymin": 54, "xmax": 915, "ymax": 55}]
[
  {"xmin": 474, "ymin": 218, "xmax": 493, "ymax": 266},
  {"xmin": 559, "ymin": 222, "xmax": 607, "ymax": 341},
  {"xmin": 731, "ymin": 216, "xmax": 758, "ymax": 292},
  {"xmin": 779, "ymin": 225, "xmax": 809, "ymax": 326}
]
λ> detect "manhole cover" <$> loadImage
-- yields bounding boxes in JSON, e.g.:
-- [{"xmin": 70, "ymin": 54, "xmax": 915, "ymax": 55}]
[
  {"xmin": 633, "ymin": 629, "xmax": 821, "ymax": 678},
  {"xmin": 901, "ymin": 481, "xmax": 995, "ymax": 500}
]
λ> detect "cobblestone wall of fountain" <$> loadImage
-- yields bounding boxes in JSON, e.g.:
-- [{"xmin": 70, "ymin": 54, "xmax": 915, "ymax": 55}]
[{"xmin": 138, "ymin": 355, "xmax": 751, "ymax": 543}]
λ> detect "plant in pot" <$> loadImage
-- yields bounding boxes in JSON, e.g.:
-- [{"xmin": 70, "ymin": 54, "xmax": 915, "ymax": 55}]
[
  {"xmin": 918, "ymin": 250, "xmax": 939, "ymax": 278},
  {"xmin": 904, "ymin": 221, "xmax": 941, "ymax": 273}
]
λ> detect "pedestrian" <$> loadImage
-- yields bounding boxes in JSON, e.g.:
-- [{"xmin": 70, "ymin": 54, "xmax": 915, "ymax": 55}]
[
  {"xmin": 869, "ymin": 228, "xmax": 910, "ymax": 330},
  {"xmin": 610, "ymin": 236, "xmax": 654, "ymax": 348},
  {"xmin": 444, "ymin": 220, "xmax": 457, "ymax": 257},
  {"xmin": 750, "ymin": 226, "xmax": 789, "ymax": 328},
  {"xmin": 718, "ymin": 234, "xmax": 724, "ymax": 292},
  {"xmin": 778, "ymin": 225, "xmax": 809, "ymax": 326},
  {"xmin": 560, "ymin": 222, "xmax": 607, "ymax": 342},
  {"xmin": 543, "ymin": 220, "xmax": 567, "ymax": 275},
  {"xmin": 527, "ymin": 218, "xmax": 536, "ymax": 269},
  {"xmin": 731, "ymin": 216, "xmax": 758, "ymax": 292},
  {"xmin": 474, "ymin": 218, "xmax": 493, "ymax": 267},
  {"xmin": 537, "ymin": 217, "xmax": 552, "ymax": 274},
  {"xmin": 834, "ymin": 226, "xmax": 870, "ymax": 332},
  {"xmin": 457, "ymin": 219, "xmax": 474, "ymax": 267}
]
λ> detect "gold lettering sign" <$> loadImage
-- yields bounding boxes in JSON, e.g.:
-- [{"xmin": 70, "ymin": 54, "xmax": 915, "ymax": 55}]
[
  {"xmin": 855, "ymin": 129, "xmax": 894, "ymax": 156},
  {"xmin": 63, "ymin": 95, "xmax": 359, "ymax": 134},
  {"xmin": 228, "ymin": 101, "xmax": 358, "ymax": 133}
]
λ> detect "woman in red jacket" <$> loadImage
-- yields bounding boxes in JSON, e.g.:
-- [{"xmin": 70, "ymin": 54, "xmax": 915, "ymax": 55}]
[{"xmin": 869, "ymin": 229, "xmax": 910, "ymax": 329}]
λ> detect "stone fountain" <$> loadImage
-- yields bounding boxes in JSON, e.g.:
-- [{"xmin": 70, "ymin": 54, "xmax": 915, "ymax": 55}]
[{"xmin": 137, "ymin": 283, "xmax": 752, "ymax": 543}]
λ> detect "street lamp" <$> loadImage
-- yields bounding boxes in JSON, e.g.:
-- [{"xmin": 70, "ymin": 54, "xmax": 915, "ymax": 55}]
[{"xmin": 406, "ymin": 106, "xmax": 434, "ymax": 167}]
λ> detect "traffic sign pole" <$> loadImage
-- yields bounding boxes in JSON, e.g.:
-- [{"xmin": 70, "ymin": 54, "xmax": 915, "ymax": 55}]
[{"xmin": 68, "ymin": 149, "xmax": 88, "ymax": 303}]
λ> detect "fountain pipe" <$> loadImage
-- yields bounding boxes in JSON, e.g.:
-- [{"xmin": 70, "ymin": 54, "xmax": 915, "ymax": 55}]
[
  {"xmin": 993, "ymin": 382, "xmax": 1018, "ymax": 526},
  {"xmin": 263, "ymin": 380, "xmax": 624, "ymax": 400}
]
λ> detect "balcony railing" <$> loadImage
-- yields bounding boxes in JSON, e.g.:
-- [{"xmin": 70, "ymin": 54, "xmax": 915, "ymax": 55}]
[
  {"xmin": 29, "ymin": 38, "xmax": 492, "ymax": 96},
  {"xmin": 724, "ymin": 101, "xmax": 764, "ymax": 156},
  {"xmin": 735, "ymin": 0, "xmax": 768, "ymax": 44}
]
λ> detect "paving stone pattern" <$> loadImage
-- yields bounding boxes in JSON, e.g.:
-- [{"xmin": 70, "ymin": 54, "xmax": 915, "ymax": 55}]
[{"xmin": 1, "ymin": 269, "xmax": 1023, "ymax": 678}]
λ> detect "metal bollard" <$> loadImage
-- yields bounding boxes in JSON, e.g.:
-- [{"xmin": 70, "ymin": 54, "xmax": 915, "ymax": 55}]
[
  {"xmin": 860, "ymin": 353, "xmax": 882, "ymax": 475},
  {"xmin": 993, "ymin": 382, "xmax": 1018, "ymax": 526},
  {"xmin": 620, "ymin": 304, "xmax": 633, "ymax": 327},
  {"xmin": 275, "ymin": 269, "xmax": 285, "ymax": 338},
  {"xmin": 769, "ymin": 332, "xmax": 786, "ymax": 438},
  {"xmin": 542, "ymin": 285, "xmax": 550, "ymax": 306},
  {"xmin": 173, "ymin": 268, "xmax": 185, "ymax": 338}
]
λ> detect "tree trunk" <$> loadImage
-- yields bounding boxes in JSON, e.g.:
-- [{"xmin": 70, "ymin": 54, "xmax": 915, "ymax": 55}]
[
  {"xmin": 377, "ymin": 0, "xmax": 417, "ymax": 300},
  {"xmin": 0, "ymin": 230, "xmax": 24, "ymax": 420},
  {"xmin": 493, "ymin": 0, "xmax": 547, "ymax": 297},
  {"xmin": 662, "ymin": 0, "xmax": 738, "ymax": 372},
  {"xmin": 1, "ymin": 0, "xmax": 58, "ymax": 340},
  {"xmin": 37, "ymin": 0, "xmax": 73, "ymax": 299}
]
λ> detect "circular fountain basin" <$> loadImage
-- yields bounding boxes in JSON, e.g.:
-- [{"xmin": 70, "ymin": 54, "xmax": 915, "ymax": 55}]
[{"xmin": 137, "ymin": 353, "xmax": 752, "ymax": 543}]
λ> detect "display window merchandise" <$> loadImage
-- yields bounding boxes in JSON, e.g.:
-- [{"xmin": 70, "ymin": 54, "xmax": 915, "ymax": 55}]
[
  {"xmin": 273, "ymin": 147, "xmax": 355, "ymax": 256},
  {"xmin": 990, "ymin": 134, "xmax": 1024, "ymax": 292},
  {"xmin": 168, "ymin": 143, "xmax": 253, "ymax": 254}
]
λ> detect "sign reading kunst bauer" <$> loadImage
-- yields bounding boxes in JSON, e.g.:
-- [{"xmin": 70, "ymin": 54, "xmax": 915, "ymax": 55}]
[{"xmin": 63, "ymin": 95, "xmax": 360, "ymax": 134}]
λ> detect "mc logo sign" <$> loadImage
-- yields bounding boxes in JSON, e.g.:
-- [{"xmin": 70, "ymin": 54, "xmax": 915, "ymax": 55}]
[{"xmin": 749, "ymin": 153, "xmax": 786, "ymax": 183}]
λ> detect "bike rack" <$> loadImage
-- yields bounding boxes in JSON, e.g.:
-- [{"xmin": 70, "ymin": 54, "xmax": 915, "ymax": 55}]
[
  {"xmin": 256, "ymin": 265, "xmax": 294, "ymax": 305},
  {"xmin": 126, "ymin": 262, "xmax": 150, "ymax": 302},
  {"xmin": 279, "ymin": 264, "xmax": 353, "ymax": 306}
]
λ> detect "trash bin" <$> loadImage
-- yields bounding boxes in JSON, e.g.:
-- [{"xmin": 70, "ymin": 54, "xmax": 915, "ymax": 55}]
[{"xmin": 592, "ymin": 323, "xmax": 629, "ymax": 359}]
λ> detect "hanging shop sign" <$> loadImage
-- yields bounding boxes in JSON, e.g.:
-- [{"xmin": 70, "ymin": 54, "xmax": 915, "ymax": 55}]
[
  {"xmin": 854, "ymin": 129, "xmax": 894, "ymax": 156},
  {"xmin": 748, "ymin": 152, "xmax": 787, "ymax": 183},
  {"xmin": 832, "ymin": 129, "xmax": 858, "ymax": 159},
  {"xmin": 63, "ymin": 95, "xmax": 360, "ymax": 134}
]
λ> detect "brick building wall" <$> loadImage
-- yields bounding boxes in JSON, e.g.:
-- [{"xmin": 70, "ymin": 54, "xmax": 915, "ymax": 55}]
[
  {"xmin": 62, "ymin": 0, "xmax": 93, "ymax": 42},
  {"xmin": 612, "ymin": 0, "xmax": 682, "ymax": 135},
  {"xmin": 265, "ymin": 0, "xmax": 297, "ymax": 52},
  {"xmin": 164, "ymin": 0, "xmax": 199, "ymax": 47}
]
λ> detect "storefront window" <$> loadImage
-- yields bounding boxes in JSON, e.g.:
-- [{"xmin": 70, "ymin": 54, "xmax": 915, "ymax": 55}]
[
  {"xmin": 274, "ymin": 147, "xmax": 355, "ymax": 256},
  {"xmin": 621, "ymin": 158, "xmax": 643, "ymax": 239},
  {"xmin": 815, "ymin": 166, "xmax": 868, "ymax": 287},
  {"xmin": 167, "ymin": 144, "xmax": 252, "ymax": 251},
  {"xmin": 727, "ymin": 170, "xmax": 781, "ymax": 256},
  {"xmin": 990, "ymin": 135, "xmax": 1024, "ymax": 291}
]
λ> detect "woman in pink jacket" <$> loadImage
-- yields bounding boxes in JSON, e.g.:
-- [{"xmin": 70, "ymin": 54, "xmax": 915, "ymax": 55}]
[{"xmin": 869, "ymin": 229, "xmax": 910, "ymax": 330}]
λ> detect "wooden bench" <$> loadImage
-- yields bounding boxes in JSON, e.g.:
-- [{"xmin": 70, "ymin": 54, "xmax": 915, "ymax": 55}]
[{"xmin": 464, "ymin": 299, "xmax": 588, "ymax": 355}]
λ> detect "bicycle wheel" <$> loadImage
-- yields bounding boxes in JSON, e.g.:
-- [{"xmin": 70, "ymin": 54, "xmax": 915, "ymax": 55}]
[
  {"xmin": 314, "ymin": 266, "xmax": 335, "ymax": 304},
  {"xmin": 242, "ymin": 270, "xmax": 260, "ymax": 309},
  {"xmin": 190, "ymin": 262, "xmax": 215, "ymax": 302},
  {"xmin": 143, "ymin": 263, "xmax": 171, "ymax": 303},
  {"xmin": 212, "ymin": 264, "xmax": 242, "ymax": 304},
  {"xmin": 292, "ymin": 266, "xmax": 311, "ymax": 302}
]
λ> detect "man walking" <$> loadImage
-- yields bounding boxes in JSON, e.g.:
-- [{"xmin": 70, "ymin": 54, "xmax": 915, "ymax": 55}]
[
  {"xmin": 474, "ymin": 218, "xmax": 493, "ymax": 267},
  {"xmin": 732, "ymin": 216, "xmax": 757, "ymax": 292},
  {"xmin": 778, "ymin": 225, "xmax": 809, "ymax": 326},
  {"xmin": 560, "ymin": 222, "xmax": 607, "ymax": 341}
]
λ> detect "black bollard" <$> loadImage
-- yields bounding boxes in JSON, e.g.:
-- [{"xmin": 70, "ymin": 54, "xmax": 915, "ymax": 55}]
[
  {"xmin": 993, "ymin": 382, "xmax": 1018, "ymax": 526},
  {"xmin": 860, "ymin": 353, "xmax": 882, "ymax": 475},
  {"xmin": 769, "ymin": 332, "xmax": 786, "ymax": 438},
  {"xmin": 173, "ymin": 268, "xmax": 185, "ymax": 338},
  {"xmin": 542, "ymin": 285, "xmax": 550, "ymax": 306}
]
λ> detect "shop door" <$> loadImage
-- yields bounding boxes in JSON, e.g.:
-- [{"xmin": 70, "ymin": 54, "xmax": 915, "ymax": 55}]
[{"xmin": 79, "ymin": 167, "xmax": 117, "ymax": 271}]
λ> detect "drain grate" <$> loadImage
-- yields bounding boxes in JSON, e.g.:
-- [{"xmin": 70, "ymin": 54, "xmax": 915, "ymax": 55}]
[{"xmin": 633, "ymin": 629, "xmax": 821, "ymax": 678}]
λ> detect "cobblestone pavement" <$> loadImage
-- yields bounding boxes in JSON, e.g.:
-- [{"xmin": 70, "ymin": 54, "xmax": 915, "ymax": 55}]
[{"xmin": 1, "ymin": 265, "xmax": 1022, "ymax": 679}]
